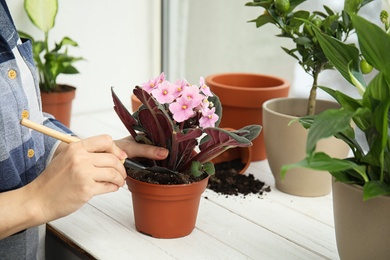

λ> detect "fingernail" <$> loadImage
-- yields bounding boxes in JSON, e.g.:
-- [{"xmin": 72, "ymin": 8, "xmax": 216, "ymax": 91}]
[
  {"xmin": 121, "ymin": 151, "xmax": 128, "ymax": 159},
  {"xmin": 156, "ymin": 148, "xmax": 168, "ymax": 158}
]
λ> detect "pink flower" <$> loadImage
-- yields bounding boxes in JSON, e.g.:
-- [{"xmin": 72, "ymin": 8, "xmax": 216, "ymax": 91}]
[
  {"xmin": 169, "ymin": 96, "xmax": 195, "ymax": 122},
  {"xmin": 141, "ymin": 78, "xmax": 157, "ymax": 93},
  {"xmin": 143, "ymin": 72, "xmax": 166, "ymax": 93},
  {"xmin": 181, "ymin": 85, "xmax": 204, "ymax": 108},
  {"xmin": 199, "ymin": 97, "xmax": 210, "ymax": 112},
  {"xmin": 199, "ymin": 77, "xmax": 213, "ymax": 97},
  {"xmin": 199, "ymin": 107, "xmax": 219, "ymax": 128},
  {"xmin": 151, "ymin": 81, "xmax": 175, "ymax": 104},
  {"xmin": 156, "ymin": 72, "xmax": 166, "ymax": 84},
  {"xmin": 172, "ymin": 79, "xmax": 189, "ymax": 98}
]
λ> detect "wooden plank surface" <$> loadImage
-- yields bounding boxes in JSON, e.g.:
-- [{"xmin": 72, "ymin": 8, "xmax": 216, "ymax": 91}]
[
  {"xmin": 49, "ymin": 162, "xmax": 339, "ymax": 259},
  {"xmin": 48, "ymin": 112, "xmax": 340, "ymax": 259}
]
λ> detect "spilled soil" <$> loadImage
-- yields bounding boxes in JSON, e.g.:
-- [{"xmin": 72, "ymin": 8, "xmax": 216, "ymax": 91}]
[{"xmin": 208, "ymin": 159, "xmax": 271, "ymax": 196}]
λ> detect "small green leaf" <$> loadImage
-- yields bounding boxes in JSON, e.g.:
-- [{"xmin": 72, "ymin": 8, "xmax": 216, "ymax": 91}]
[
  {"xmin": 191, "ymin": 161, "xmax": 203, "ymax": 177},
  {"xmin": 250, "ymin": 14, "xmax": 276, "ymax": 28},
  {"xmin": 203, "ymin": 162, "xmax": 215, "ymax": 176}
]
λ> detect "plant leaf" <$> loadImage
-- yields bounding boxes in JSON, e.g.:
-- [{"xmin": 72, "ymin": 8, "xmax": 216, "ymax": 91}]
[
  {"xmin": 313, "ymin": 26, "xmax": 360, "ymax": 86},
  {"xmin": 281, "ymin": 152, "xmax": 368, "ymax": 182},
  {"xmin": 111, "ymin": 87, "xmax": 138, "ymax": 138},
  {"xmin": 24, "ymin": 0, "xmax": 58, "ymax": 33},
  {"xmin": 179, "ymin": 126, "xmax": 260, "ymax": 173},
  {"xmin": 203, "ymin": 161, "xmax": 215, "ymax": 176},
  {"xmin": 306, "ymin": 109, "xmax": 354, "ymax": 154},
  {"xmin": 352, "ymin": 14, "xmax": 390, "ymax": 78},
  {"xmin": 363, "ymin": 181, "xmax": 390, "ymax": 201}
]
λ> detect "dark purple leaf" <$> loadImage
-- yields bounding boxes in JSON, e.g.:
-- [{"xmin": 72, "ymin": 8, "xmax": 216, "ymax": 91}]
[{"xmin": 111, "ymin": 87, "xmax": 138, "ymax": 138}]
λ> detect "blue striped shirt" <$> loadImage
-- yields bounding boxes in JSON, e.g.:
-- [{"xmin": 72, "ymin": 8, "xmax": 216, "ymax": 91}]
[{"xmin": 0, "ymin": 0, "xmax": 73, "ymax": 258}]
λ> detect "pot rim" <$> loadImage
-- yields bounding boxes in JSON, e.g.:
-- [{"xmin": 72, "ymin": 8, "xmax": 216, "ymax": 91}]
[
  {"xmin": 126, "ymin": 174, "xmax": 210, "ymax": 188},
  {"xmin": 333, "ymin": 181, "xmax": 390, "ymax": 201},
  {"xmin": 263, "ymin": 97, "xmax": 340, "ymax": 118},
  {"xmin": 205, "ymin": 72, "xmax": 289, "ymax": 92}
]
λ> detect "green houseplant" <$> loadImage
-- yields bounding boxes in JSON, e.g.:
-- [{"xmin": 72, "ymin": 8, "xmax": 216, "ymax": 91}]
[
  {"xmin": 19, "ymin": 0, "xmax": 82, "ymax": 126},
  {"xmin": 112, "ymin": 73, "xmax": 261, "ymax": 238},
  {"xmin": 282, "ymin": 10, "xmax": 390, "ymax": 259},
  {"xmin": 246, "ymin": 0, "xmax": 373, "ymax": 115},
  {"xmin": 246, "ymin": 0, "xmax": 374, "ymax": 196}
]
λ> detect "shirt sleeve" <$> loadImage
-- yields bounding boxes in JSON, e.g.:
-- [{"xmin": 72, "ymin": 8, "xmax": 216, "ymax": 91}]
[{"xmin": 42, "ymin": 113, "xmax": 76, "ymax": 166}]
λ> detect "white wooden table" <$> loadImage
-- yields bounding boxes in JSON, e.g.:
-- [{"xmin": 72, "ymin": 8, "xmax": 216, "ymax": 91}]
[{"xmin": 47, "ymin": 159, "xmax": 339, "ymax": 260}]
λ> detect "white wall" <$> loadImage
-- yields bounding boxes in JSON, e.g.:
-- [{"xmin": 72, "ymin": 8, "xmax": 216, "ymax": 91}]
[
  {"xmin": 165, "ymin": 0, "xmax": 295, "ymax": 86},
  {"xmin": 171, "ymin": 0, "xmax": 381, "ymax": 100},
  {"xmin": 8, "ymin": 0, "xmax": 161, "ymax": 114}
]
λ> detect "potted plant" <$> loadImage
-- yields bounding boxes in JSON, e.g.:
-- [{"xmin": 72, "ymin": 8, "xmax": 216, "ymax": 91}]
[
  {"xmin": 19, "ymin": 0, "xmax": 83, "ymax": 127},
  {"xmin": 282, "ymin": 11, "xmax": 390, "ymax": 259},
  {"xmin": 246, "ymin": 0, "xmax": 373, "ymax": 196},
  {"xmin": 112, "ymin": 73, "xmax": 261, "ymax": 238}
]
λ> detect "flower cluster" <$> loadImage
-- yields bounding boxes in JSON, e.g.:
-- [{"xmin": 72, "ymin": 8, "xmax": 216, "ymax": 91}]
[{"xmin": 141, "ymin": 73, "xmax": 219, "ymax": 128}]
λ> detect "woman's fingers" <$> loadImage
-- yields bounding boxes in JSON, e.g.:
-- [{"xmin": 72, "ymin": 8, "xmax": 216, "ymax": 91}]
[
  {"xmin": 115, "ymin": 137, "xmax": 169, "ymax": 159},
  {"xmin": 81, "ymin": 135, "xmax": 128, "ymax": 160}
]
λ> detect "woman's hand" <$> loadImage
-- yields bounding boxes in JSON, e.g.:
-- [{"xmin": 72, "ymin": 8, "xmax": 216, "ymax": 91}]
[{"xmin": 28, "ymin": 135, "xmax": 128, "ymax": 223}]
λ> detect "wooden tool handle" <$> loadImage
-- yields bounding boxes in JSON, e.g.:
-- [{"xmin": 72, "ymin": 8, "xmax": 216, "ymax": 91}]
[{"xmin": 20, "ymin": 118, "xmax": 81, "ymax": 143}]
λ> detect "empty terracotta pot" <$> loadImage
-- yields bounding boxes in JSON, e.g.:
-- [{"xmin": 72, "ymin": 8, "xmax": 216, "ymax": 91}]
[
  {"xmin": 206, "ymin": 73, "xmax": 290, "ymax": 161},
  {"xmin": 131, "ymin": 94, "xmax": 142, "ymax": 113}
]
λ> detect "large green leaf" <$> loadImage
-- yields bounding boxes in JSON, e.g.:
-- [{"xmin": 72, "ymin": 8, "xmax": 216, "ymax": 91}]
[
  {"xmin": 313, "ymin": 26, "xmax": 360, "ymax": 86},
  {"xmin": 344, "ymin": 0, "xmax": 363, "ymax": 13},
  {"xmin": 363, "ymin": 181, "xmax": 390, "ymax": 201},
  {"xmin": 24, "ymin": 0, "xmax": 58, "ymax": 33},
  {"xmin": 352, "ymin": 14, "xmax": 390, "ymax": 78},
  {"xmin": 306, "ymin": 109, "xmax": 355, "ymax": 153},
  {"xmin": 318, "ymin": 86, "xmax": 362, "ymax": 112},
  {"xmin": 281, "ymin": 152, "xmax": 368, "ymax": 181}
]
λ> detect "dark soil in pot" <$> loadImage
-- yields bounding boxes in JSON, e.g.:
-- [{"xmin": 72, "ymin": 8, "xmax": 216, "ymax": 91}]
[{"xmin": 126, "ymin": 168, "xmax": 205, "ymax": 185}]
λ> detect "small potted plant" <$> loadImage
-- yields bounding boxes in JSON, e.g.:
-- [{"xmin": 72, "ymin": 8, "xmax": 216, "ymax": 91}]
[
  {"xmin": 282, "ymin": 11, "xmax": 390, "ymax": 259},
  {"xmin": 245, "ymin": 0, "xmax": 374, "ymax": 196},
  {"xmin": 19, "ymin": 0, "xmax": 83, "ymax": 127},
  {"xmin": 112, "ymin": 73, "xmax": 261, "ymax": 238}
]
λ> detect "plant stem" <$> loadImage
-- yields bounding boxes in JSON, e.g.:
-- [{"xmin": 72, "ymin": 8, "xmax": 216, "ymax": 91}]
[
  {"xmin": 306, "ymin": 63, "xmax": 323, "ymax": 115},
  {"xmin": 43, "ymin": 31, "xmax": 51, "ymax": 92}
]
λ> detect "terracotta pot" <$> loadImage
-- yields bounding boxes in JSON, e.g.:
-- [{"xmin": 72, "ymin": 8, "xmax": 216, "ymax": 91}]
[
  {"xmin": 126, "ymin": 176, "xmax": 209, "ymax": 238},
  {"xmin": 332, "ymin": 181, "xmax": 390, "ymax": 260},
  {"xmin": 211, "ymin": 128, "xmax": 252, "ymax": 174},
  {"xmin": 131, "ymin": 94, "xmax": 142, "ymax": 113},
  {"xmin": 262, "ymin": 98, "xmax": 350, "ymax": 197},
  {"xmin": 205, "ymin": 73, "xmax": 290, "ymax": 161},
  {"xmin": 41, "ymin": 85, "xmax": 76, "ymax": 127}
]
